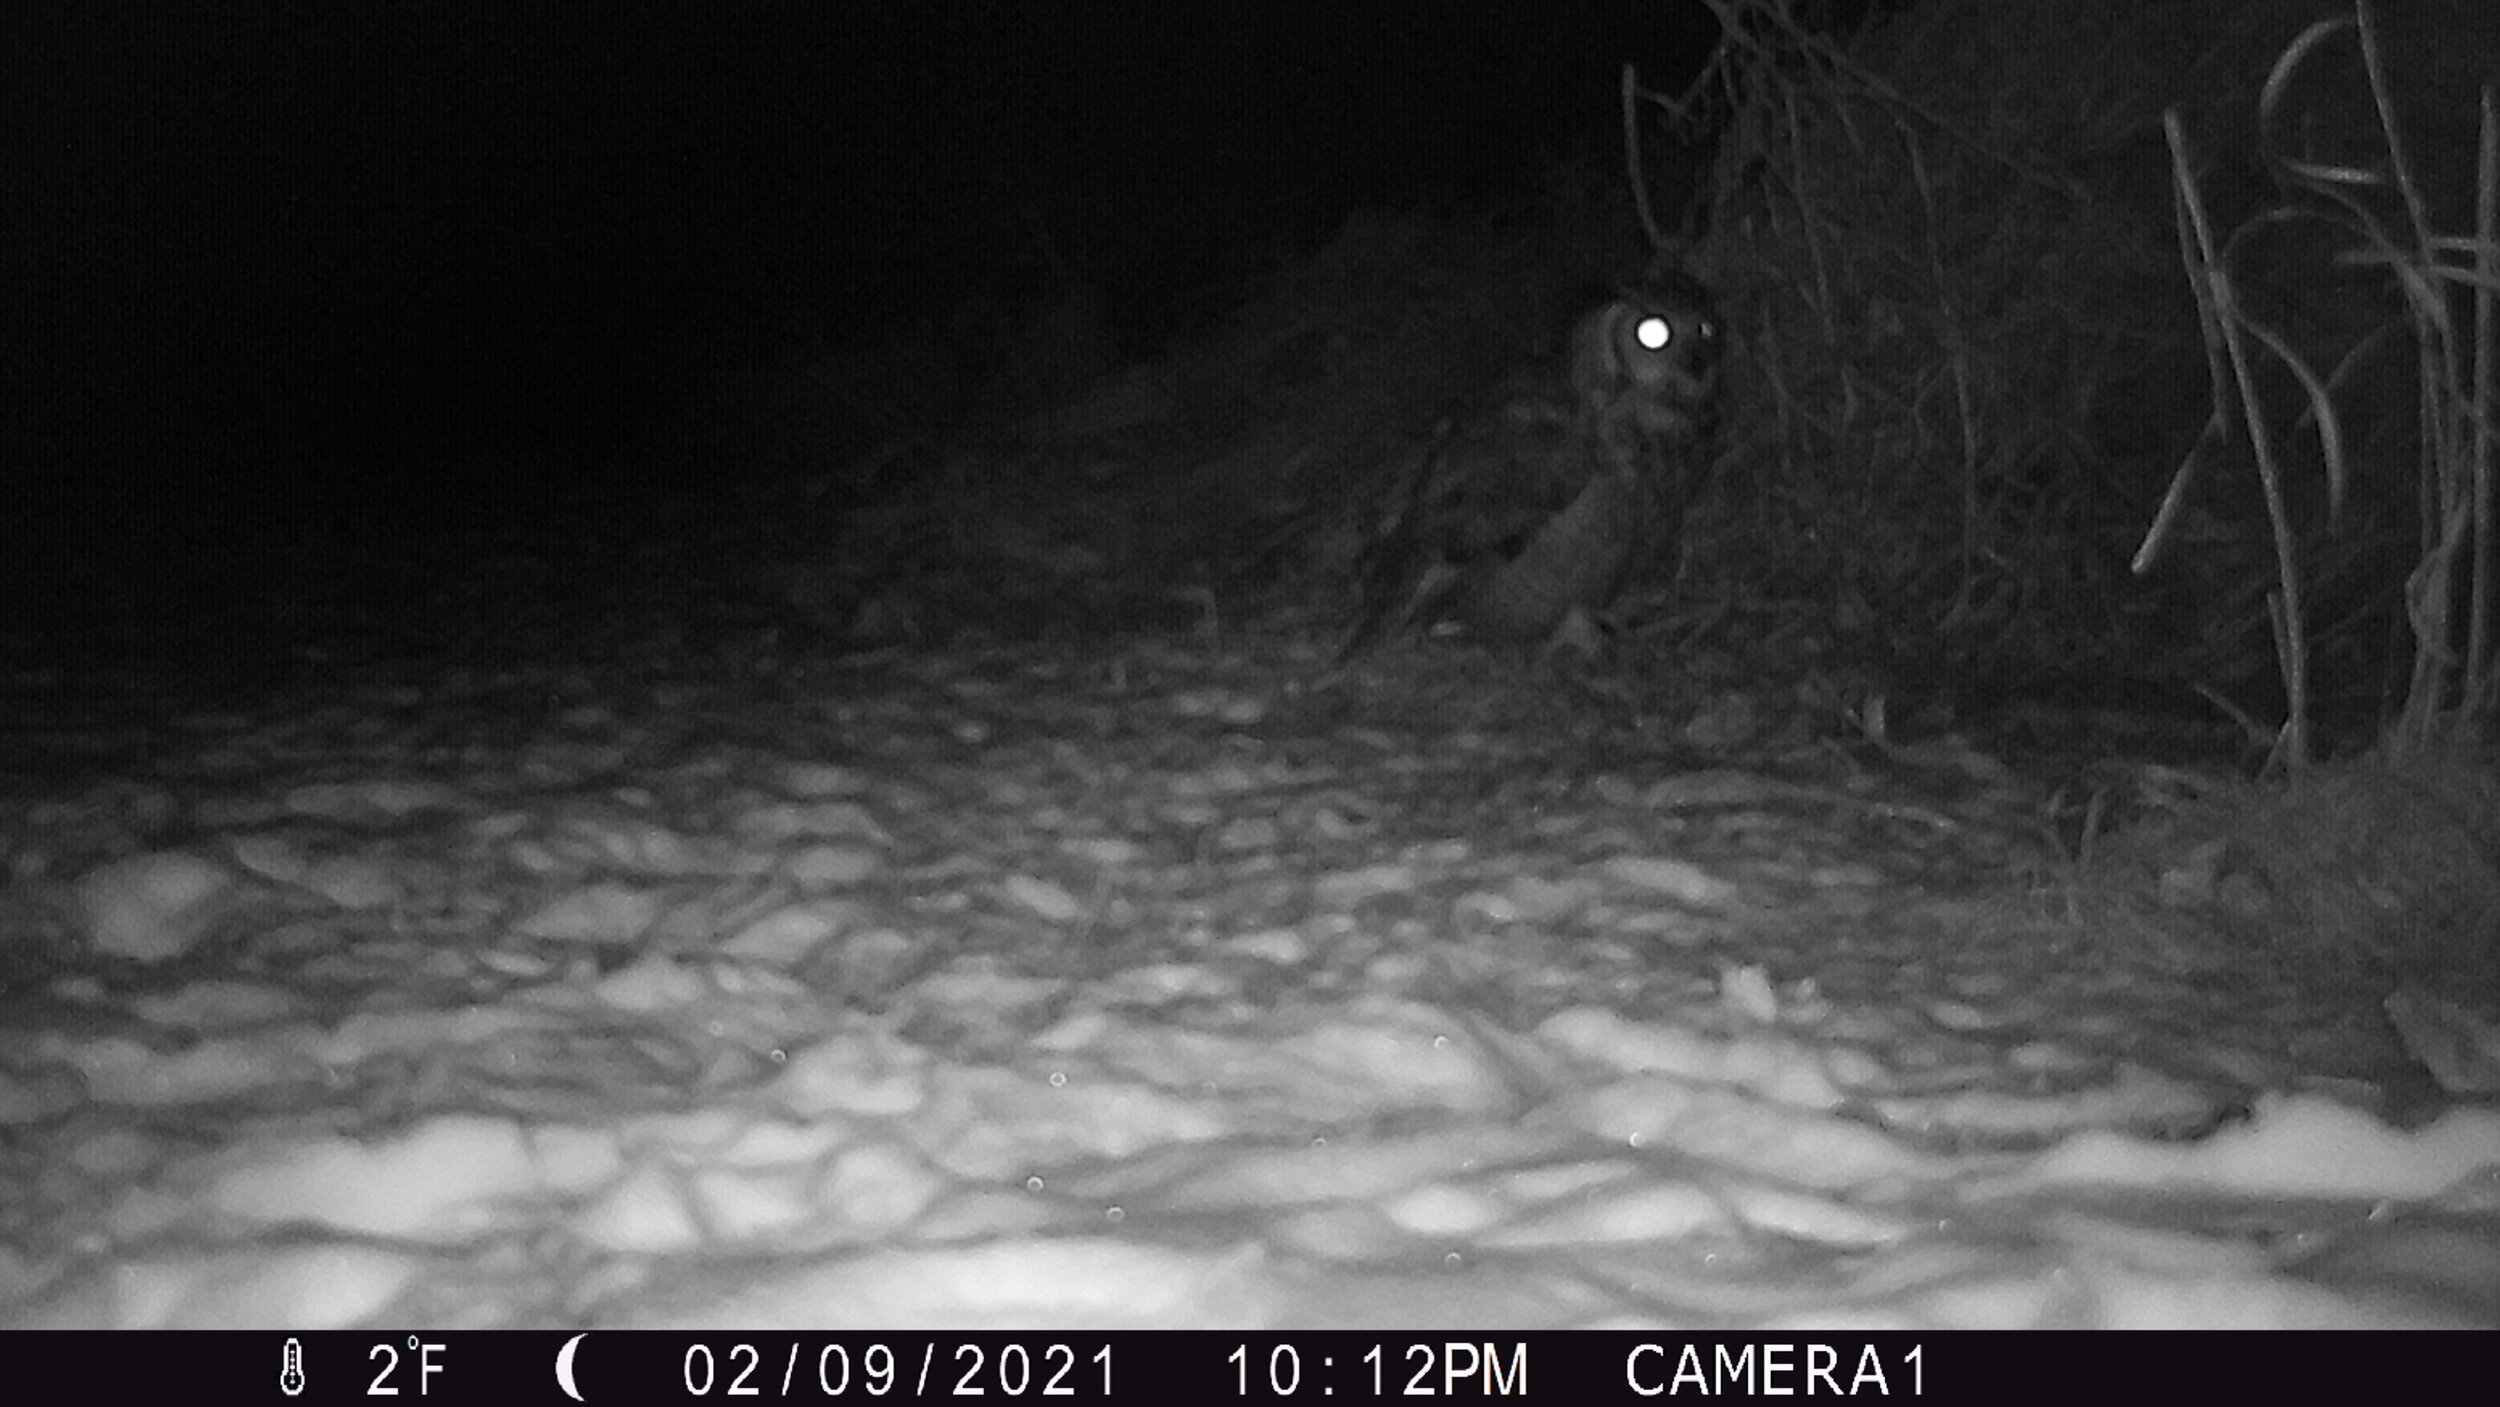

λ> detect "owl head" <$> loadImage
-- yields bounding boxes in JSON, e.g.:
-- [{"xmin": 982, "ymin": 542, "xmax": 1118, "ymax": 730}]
[{"xmin": 1565, "ymin": 266, "xmax": 1721, "ymax": 448}]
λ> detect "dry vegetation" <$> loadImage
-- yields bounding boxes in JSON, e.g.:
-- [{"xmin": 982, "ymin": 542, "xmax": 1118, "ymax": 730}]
[
  {"xmin": 1640, "ymin": 0, "xmax": 2497, "ymax": 1007},
  {"xmin": 710, "ymin": 0, "xmax": 2499, "ymax": 1005},
  {"xmin": 1654, "ymin": 0, "xmax": 2495, "ymax": 765}
]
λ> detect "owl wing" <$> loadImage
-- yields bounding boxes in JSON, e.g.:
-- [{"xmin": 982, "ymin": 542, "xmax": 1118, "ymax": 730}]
[
  {"xmin": 1343, "ymin": 403, "xmax": 1624, "ymax": 655},
  {"xmin": 1464, "ymin": 463, "xmax": 1648, "ymax": 642}
]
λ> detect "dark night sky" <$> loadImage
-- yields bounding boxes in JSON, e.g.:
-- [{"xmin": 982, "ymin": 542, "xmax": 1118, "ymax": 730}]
[
  {"xmin": 17, "ymin": 1, "xmax": 1738, "ymax": 634},
  {"xmin": 36, "ymin": 5, "xmax": 1718, "ymax": 470}
]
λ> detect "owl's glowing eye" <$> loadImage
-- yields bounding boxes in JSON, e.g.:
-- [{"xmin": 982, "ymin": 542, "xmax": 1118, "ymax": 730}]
[{"xmin": 1634, "ymin": 315, "xmax": 1672, "ymax": 351}]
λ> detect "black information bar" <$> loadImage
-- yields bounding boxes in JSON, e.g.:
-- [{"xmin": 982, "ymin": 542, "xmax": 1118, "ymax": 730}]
[{"xmin": 17, "ymin": 1329, "xmax": 2436, "ymax": 1402}]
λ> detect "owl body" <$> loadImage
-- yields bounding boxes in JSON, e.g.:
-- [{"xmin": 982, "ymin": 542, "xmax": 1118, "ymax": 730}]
[{"xmin": 1346, "ymin": 268, "xmax": 1721, "ymax": 656}]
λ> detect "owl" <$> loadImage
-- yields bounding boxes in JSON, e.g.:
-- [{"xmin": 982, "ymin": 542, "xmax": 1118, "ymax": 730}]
[{"xmin": 1343, "ymin": 266, "xmax": 1722, "ymax": 658}]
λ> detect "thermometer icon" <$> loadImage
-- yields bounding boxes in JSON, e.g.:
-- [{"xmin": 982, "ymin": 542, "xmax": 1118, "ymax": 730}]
[{"xmin": 279, "ymin": 1337, "xmax": 306, "ymax": 1396}]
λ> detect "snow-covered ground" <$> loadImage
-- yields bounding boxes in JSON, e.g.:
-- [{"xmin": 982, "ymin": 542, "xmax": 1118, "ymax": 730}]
[{"xmin": 4, "ymin": 632, "xmax": 2496, "ymax": 1329}]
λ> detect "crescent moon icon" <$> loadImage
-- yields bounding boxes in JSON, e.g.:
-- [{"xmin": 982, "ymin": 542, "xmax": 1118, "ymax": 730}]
[{"xmin": 556, "ymin": 1332, "xmax": 588, "ymax": 1402}]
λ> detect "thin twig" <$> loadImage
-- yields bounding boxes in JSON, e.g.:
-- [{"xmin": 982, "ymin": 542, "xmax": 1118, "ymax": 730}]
[
  {"xmin": 2170, "ymin": 107, "xmax": 2313, "ymax": 768},
  {"xmin": 1623, "ymin": 63, "xmax": 1664, "ymax": 252},
  {"xmin": 2468, "ymin": 87, "xmax": 2497, "ymax": 715}
]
